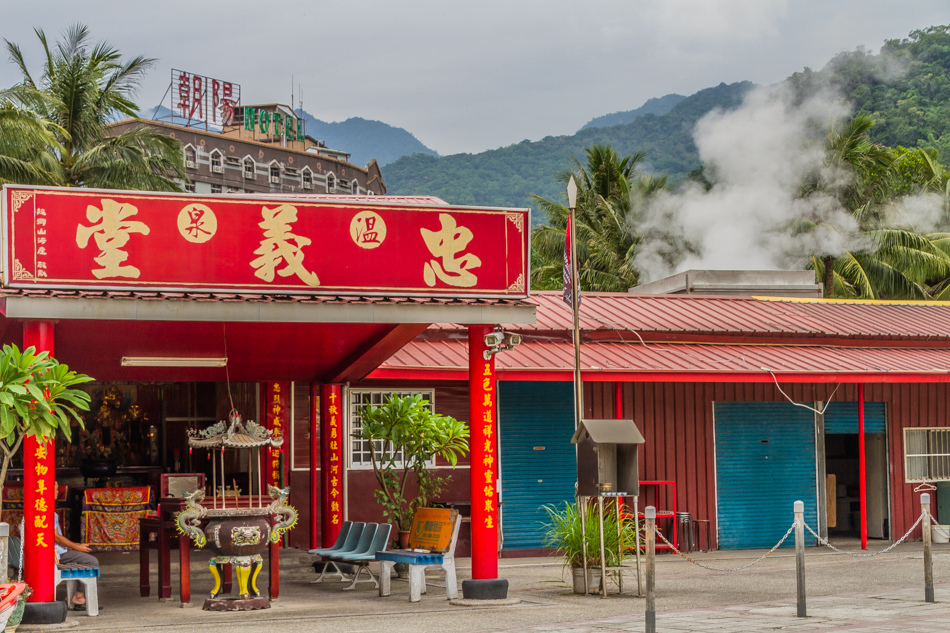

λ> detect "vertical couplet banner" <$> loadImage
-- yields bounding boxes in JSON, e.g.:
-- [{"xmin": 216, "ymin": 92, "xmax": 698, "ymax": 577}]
[
  {"xmin": 264, "ymin": 381, "xmax": 290, "ymax": 488},
  {"xmin": 24, "ymin": 436, "xmax": 55, "ymax": 601},
  {"xmin": 309, "ymin": 382, "xmax": 320, "ymax": 550},
  {"xmin": 23, "ymin": 319, "xmax": 55, "ymax": 602},
  {"xmin": 320, "ymin": 384, "xmax": 344, "ymax": 547},
  {"xmin": 468, "ymin": 325, "xmax": 498, "ymax": 579}
]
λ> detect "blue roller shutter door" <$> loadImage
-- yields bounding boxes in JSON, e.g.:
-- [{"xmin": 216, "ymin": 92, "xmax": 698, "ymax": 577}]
[
  {"xmin": 823, "ymin": 402, "xmax": 886, "ymax": 434},
  {"xmin": 714, "ymin": 402, "xmax": 818, "ymax": 549},
  {"xmin": 498, "ymin": 381, "xmax": 577, "ymax": 549}
]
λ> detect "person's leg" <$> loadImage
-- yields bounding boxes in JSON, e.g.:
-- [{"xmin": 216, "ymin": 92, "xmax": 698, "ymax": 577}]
[{"xmin": 58, "ymin": 550, "xmax": 100, "ymax": 603}]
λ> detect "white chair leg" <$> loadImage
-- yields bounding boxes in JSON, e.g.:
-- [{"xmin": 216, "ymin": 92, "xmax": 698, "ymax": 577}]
[
  {"xmin": 312, "ymin": 560, "xmax": 348, "ymax": 583},
  {"xmin": 442, "ymin": 560, "xmax": 458, "ymax": 599},
  {"xmin": 342, "ymin": 564, "xmax": 378, "ymax": 591},
  {"xmin": 84, "ymin": 578, "xmax": 99, "ymax": 617},
  {"xmin": 408, "ymin": 565, "xmax": 426, "ymax": 602},
  {"xmin": 378, "ymin": 561, "xmax": 394, "ymax": 596}
]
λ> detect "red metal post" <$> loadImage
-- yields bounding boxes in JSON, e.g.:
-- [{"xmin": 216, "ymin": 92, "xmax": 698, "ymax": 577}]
[
  {"xmin": 23, "ymin": 320, "xmax": 55, "ymax": 603},
  {"xmin": 469, "ymin": 325, "xmax": 498, "ymax": 579},
  {"xmin": 614, "ymin": 381, "xmax": 623, "ymax": 419},
  {"xmin": 858, "ymin": 383, "xmax": 867, "ymax": 550},
  {"xmin": 310, "ymin": 382, "xmax": 319, "ymax": 550},
  {"xmin": 320, "ymin": 384, "xmax": 343, "ymax": 547}
]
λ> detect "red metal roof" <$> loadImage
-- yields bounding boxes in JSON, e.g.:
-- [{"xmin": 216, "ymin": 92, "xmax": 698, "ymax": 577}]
[
  {"xmin": 433, "ymin": 291, "xmax": 950, "ymax": 342},
  {"xmin": 371, "ymin": 338, "xmax": 950, "ymax": 383},
  {"xmin": 374, "ymin": 291, "xmax": 950, "ymax": 382}
]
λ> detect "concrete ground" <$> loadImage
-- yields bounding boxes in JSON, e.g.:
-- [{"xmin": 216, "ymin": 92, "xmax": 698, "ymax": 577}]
[{"xmin": 27, "ymin": 539, "xmax": 950, "ymax": 633}]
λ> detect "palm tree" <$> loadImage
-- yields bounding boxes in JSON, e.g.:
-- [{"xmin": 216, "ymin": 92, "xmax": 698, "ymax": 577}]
[
  {"xmin": 3, "ymin": 24, "xmax": 187, "ymax": 190},
  {"xmin": 801, "ymin": 116, "xmax": 950, "ymax": 299},
  {"xmin": 0, "ymin": 90, "xmax": 63, "ymax": 184},
  {"xmin": 532, "ymin": 145, "xmax": 665, "ymax": 292}
]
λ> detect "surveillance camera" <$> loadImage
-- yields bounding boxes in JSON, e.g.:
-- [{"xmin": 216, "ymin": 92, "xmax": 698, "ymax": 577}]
[
  {"xmin": 504, "ymin": 332, "xmax": 522, "ymax": 347},
  {"xmin": 484, "ymin": 332, "xmax": 503, "ymax": 347}
]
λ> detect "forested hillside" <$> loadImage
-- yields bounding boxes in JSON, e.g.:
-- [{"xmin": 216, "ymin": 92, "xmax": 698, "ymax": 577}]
[
  {"xmin": 384, "ymin": 82, "xmax": 754, "ymax": 213},
  {"xmin": 580, "ymin": 93, "xmax": 685, "ymax": 130},
  {"xmin": 790, "ymin": 25, "xmax": 950, "ymax": 159},
  {"xmin": 295, "ymin": 111, "xmax": 437, "ymax": 167},
  {"xmin": 386, "ymin": 25, "xmax": 950, "ymax": 216}
]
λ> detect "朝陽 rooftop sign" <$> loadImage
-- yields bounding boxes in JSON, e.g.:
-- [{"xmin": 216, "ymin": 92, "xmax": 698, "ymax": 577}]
[
  {"xmin": 171, "ymin": 69, "xmax": 240, "ymax": 126},
  {"xmin": 2, "ymin": 186, "xmax": 529, "ymax": 298}
]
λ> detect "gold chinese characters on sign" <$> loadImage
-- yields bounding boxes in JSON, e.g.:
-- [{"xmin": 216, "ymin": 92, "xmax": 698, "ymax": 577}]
[
  {"xmin": 250, "ymin": 204, "xmax": 320, "ymax": 286},
  {"xmin": 76, "ymin": 199, "xmax": 150, "ymax": 279},
  {"xmin": 177, "ymin": 204, "xmax": 218, "ymax": 243},
  {"xmin": 421, "ymin": 213, "xmax": 481, "ymax": 287},
  {"xmin": 350, "ymin": 210, "xmax": 386, "ymax": 249}
]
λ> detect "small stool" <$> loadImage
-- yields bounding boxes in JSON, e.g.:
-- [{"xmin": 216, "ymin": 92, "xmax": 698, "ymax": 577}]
[
  {"xmin": 693, "ymin": 519, "xmax": 712, "ymax": 551},
  {"xmin": 676, "ymin": 512, "xmax": 694, "ymax": 552},
  {"xmin": 56, "ymin": 565, "xmax": 100, "ymax": 616}
]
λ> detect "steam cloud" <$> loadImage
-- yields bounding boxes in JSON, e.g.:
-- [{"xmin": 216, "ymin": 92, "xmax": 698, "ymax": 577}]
[{"xmin": 632, "ymin": 80, "xmax": 944, "ymax": 283}]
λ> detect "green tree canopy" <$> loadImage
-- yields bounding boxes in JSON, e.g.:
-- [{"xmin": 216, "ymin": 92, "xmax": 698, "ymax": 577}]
[
  {"xmin": 531, "ymin": 144, "xmax": 677, "ymax": 292},
  {"xmin": 2, "ymin": 24, "xmax": 187, "ymax": 190}
]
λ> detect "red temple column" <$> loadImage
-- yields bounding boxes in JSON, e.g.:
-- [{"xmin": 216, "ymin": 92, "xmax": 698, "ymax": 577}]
[
  {"xmin": 320, "ymin": 384, "xmax": 343, "ymax": 547},
  {"xmin": 859, "ymin": 383, "xmax": 867, "ymax": 550},
  {"xmin": 23, "ymin": 320, "xmax": 55, "ymax": 603},
  {"xmin": 468, "ymin": 325, "xmax": 498, "ymax": 579},
  {"xmin": 309, "ymin": 382, "xmax": 319, "ymax": 550}
]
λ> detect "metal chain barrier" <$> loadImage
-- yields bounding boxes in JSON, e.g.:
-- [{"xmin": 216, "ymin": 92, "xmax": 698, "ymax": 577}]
[
  {"xmin": 803, "ymin": 511, "xmax": 925, "ymax": 558},
  {"xmin": 654, "ymin": 522, "xmax": 796, "ymax": 572}
]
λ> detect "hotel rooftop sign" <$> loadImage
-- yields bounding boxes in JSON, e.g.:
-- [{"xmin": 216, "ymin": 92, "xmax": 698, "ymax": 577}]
[{"xmin": 2, "ymin": 186, "xmax": 529, "ymax": 298}]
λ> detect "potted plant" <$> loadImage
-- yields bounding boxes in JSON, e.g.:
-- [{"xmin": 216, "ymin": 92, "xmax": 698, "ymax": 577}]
[
  {"xmin": 542, "ymin": 501, "xmax": 640, "ymax": 594},
  {"xmin": 5, "ymin": 585, "xmax": 32, "ymax": 633},
  {"xmin": 356, "ymin": 394, "xmax": 469, "ymax": 546},
  {"xmin": 0, "ymin": 344, "xmax": 93, "ymax": 516}
]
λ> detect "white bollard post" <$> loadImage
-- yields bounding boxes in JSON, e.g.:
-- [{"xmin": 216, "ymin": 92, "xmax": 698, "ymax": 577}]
[
  {"xmin": 922, "ymin": 493, "xmax": 934, "ymax": 603},
  {"xmin": 645, "ymin": 506, "xmax": 656, "ymax": 633},
  {"xmin": 794, "ymin": 500, "xmax": 806, "ymax": 617}
]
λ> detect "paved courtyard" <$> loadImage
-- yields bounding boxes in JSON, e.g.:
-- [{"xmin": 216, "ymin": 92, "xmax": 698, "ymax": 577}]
[{"xmin": 24, "ymin": 541, "xmax": 950, "ymax": 633}]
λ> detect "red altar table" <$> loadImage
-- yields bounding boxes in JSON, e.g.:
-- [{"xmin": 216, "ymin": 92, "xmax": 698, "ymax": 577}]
[{"xmin": 139, "ymin": 497, "xmax": 281, "ymax": 604}]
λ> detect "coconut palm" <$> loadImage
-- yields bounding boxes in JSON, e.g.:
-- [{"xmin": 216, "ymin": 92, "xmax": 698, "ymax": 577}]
[
  {"xmin": 3, "ymin": 24, "xmax": 186, "ymax": 190},
  {"xmin": 532, "ymin": 145, "xmax": 668, "ymax": 292},
  {"xmin": 800, "ymin": 116, "xmax": 950, "ymax": 299},
  {"xmin": 0, "ymin": 91, "xmax": 63, "ymax": 184}
]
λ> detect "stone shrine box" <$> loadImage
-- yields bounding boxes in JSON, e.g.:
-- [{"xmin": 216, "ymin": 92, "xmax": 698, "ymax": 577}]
[{"xmin": 572, "ymin": 419, "xmax": 645, "ymax": 497}]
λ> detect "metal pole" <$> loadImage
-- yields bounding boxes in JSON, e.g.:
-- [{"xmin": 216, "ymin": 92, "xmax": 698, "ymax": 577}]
[
  {"xmin": 569, "ymin": 204, "xmax": 583, "ymax": 432},
  {"xmin": 922, "ymin": 493, "xmax": 934, "ymax": 603},
  {"xmin": 598, "ymin": 496, "xmax": 607, "ymax": 597},
  {"xmin": 794, "ymin": 500, "xmax": 806, "ymax": 617},
  {"xmin": 859, "ymin": 384, "xmax": 867, "ymax": 550},
  {"xmin": 634, "ymin": 496, "xmax": 642, "ymax": 596},
  {"xmin": 580, "ymin": 496, "xmax": 589, "ymax": 595},
  {"xmin": 645, "ymin": 507, "xmax": 656, "ymax": 633},
  {"xmin": 616, "ymin": 497, "xmax": 624, "ymax": 595}
]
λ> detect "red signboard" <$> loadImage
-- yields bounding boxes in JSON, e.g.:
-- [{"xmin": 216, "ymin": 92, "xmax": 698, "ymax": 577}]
[
  {"xmin": 264, "ymin": 381, "xmax": 289, "ymax": 487},
  {"xmin": 320, "ymin": 384, "xmax": 343, "ymax": 545},
  {"xmin": 171, "ymin": 69, "xmax": 239, "ymax": 126},
  {"xmin": 2, "ymin": 186, "xmax": 529, "ymax": 298}
]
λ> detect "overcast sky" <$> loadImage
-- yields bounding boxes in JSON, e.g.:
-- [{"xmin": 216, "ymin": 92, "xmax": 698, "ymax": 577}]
[{"xmin": 0, "ymin": 1, "xmax": 946, "ymax": 156}]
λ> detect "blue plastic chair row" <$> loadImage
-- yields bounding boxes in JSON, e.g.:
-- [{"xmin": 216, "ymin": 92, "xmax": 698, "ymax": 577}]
[{"xmin": 309, "ymin": 521, "xmax": 392, "ymax": 589}]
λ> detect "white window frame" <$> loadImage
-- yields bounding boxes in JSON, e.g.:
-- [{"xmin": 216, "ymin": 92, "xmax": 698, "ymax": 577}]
[
  {"xmin": 209, "ymin": 150, "xmax": 224, "ymax": 173},
  {"xmin": 348, "ymin": 388, "xmax": 435, "ymax": 469},
  {"xmin": 904, "ymin": 427, "xmax": 950, "ymax": 482}
]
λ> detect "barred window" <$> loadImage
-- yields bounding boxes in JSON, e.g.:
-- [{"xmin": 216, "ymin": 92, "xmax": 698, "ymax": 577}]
[
  {"xmin": 904, "ymin": 427, "xmax": 950, "ymax": 482},
  {"xmin": 348, "ymin": 389, "xmax": 434, "ymax": 468}
]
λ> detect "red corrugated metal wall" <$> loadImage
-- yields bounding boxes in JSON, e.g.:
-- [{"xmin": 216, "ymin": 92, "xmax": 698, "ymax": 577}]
[{"xmin": 586, "ymin": 381, "xmax": 948, "ymax": 549}]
